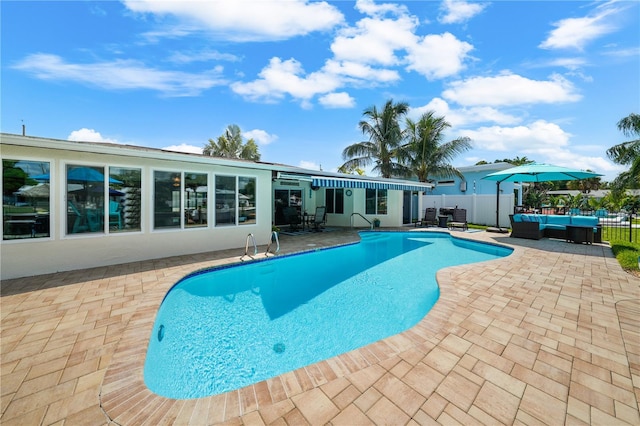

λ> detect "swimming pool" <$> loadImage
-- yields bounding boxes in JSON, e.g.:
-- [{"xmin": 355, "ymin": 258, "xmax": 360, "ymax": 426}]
[{"xmin": 144, "ymin": 232, "xmax": 511, "ymax": 399}]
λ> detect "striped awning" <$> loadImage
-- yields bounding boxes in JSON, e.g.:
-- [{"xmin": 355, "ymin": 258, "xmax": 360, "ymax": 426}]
[{"xmin": 311, "ymin": 176, "xmax": 432, "ymax": 192}]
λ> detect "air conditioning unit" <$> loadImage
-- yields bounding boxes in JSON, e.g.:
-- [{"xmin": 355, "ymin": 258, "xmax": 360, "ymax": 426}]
[{"xmin": 460, "ymin": 181, "xmax": 467, "ymax": 192}]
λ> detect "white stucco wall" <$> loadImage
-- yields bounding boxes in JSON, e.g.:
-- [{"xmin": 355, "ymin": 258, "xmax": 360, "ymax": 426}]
[{"xmin": 1, "ymin": 135, "xmax": 273, "ymax": 280}]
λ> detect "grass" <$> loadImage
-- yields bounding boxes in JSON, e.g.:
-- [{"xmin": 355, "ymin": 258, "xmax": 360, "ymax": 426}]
[{"xmin": 609, "ymin": 239, "xmax": 640, "ymax": 273}]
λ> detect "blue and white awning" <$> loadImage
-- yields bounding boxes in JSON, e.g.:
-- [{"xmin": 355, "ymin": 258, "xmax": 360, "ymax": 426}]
[{"xmin": 311, "ymin": 176, "xmax": 432, "ymax": 192}]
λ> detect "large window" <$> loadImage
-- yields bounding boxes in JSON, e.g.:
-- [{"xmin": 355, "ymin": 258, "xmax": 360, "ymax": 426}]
[
  {"xmin": 239, "ymin": 177, "xmax": 256, "ymax": 225},
  {"xmin": 326, "ymin": 188, "xmax": 344, "ymax": 214},
  {"xmin": 154, "ymin": 171, "xmax": 181, "ymax": 229},
  {"xmin": 2, "ymin": 159, "xmax": 51, "ymax": 240},
  {"xmin": 366, "ymin": 188, "xmax": 387, "ymax": 215},
  {"xmin": 185, "ymin": 173, "xmax": 207, "ymax": 228},
  {"xmin": 66, "ymin": 165, "xmax": 106, "ymax": 234},
  {"xmin": 109, "ymin": 167, "xmax": 141, "ymax": 232},
  {"xmin": 215, "ymin": 175, "xmax": 236, "ymax": 226}
]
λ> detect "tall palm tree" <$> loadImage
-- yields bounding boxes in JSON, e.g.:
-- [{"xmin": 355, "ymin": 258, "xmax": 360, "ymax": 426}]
[
  {"xmin": 607, "ymin": 113, "xmax": 640, "ymax": 188},
  {"xmin": 341, "ymin": 100, "xmax": 411, "ymax": 178},
  {"xmin": 203, "ymin": 124, "xmax": 261, "ymax": 161},
  {"xmin": 404, "ymin": 111, "xmax": 471, "ymax": 182}
]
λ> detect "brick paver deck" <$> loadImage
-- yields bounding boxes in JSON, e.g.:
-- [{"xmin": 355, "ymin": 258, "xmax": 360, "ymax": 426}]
[{"xmin": 1, "ymin": 229, "xmax": 638, "ymax": 425}]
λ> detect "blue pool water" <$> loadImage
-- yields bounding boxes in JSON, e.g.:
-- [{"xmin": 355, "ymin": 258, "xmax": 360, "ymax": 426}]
[{"xmin": 144, "ymin": 232, "xmax": 511, "ymax": 399}]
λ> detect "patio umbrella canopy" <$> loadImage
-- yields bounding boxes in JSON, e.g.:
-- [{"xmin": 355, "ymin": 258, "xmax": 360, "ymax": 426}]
[{"xmin": 482, "ymin": 163, "xmax": 603, "ymax": 229}]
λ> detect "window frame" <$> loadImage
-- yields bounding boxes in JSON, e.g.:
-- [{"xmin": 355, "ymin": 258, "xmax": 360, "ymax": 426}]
[
  {"xmin": 2, "ymin": 157, "xmax": 53, "ymax": 241},
  {"xmin": 325, "ymin": 188, "xmax": 344, "ymax": 214}
]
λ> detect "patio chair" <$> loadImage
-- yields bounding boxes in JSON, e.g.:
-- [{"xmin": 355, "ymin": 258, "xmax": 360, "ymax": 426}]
[
  {"xmin": 448, "ymin": 208, "xmax": 468, "ymax": 231},
  {"xmin": 109, "ymin": 200, "xmax": 123, "ymax": 229},
  {"xmin": 416, "ymin": 207, "xmax": 437, "ymax": 227},
  {"xmin": 312, "ymin": 206, "xmax": 326, "ymax": 231}
]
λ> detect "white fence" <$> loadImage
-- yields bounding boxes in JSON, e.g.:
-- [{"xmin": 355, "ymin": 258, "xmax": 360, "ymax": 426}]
[{"xmin": 422, "ymin": 193, "xmax": 515, "ymax": 228}]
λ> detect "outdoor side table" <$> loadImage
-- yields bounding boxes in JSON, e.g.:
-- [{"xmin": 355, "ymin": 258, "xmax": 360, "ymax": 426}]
[
  {"xmin": 438, "ymin": 215, "xmax": 449, "ymax": 228},
  {"xmin": 566, "ymin": 225, "xmax": 594, "ymax": 244}
]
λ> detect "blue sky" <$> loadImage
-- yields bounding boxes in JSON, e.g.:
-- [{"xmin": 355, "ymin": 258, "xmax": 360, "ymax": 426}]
[{"xmin": 2, "ymin": 0, "xmax": 638, "ymax": 181}]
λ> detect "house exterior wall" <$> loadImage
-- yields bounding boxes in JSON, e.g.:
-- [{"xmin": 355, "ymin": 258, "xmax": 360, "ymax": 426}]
[
  {"xmin": 1, "ymin": 135, "xmax": 273, "ymax": 280},
  {"xmin": 431, "ymin": 164, "xmax": 517, "ymax": 197}
]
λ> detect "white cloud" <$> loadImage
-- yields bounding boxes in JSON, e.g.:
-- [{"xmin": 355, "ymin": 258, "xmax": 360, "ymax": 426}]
[
  {"xmin": 13, "ymin": 53, "xmax": 226, "ymax": 97},
  {"xmin": 323, "ymin": 60, "xmax": 400, "ymax": 84},
  {"xmin": 405, "ymin": 32, "xmax": 473, "ymax": 80},
  {"xmin": 68, "ymin": 128, "xmax": 119, "ymax": 144},
  {"xmin": 231, "ymin": 57, "xmax": 342, "ymax": 103},
  {"xmin": 410, "ymin": 98, "xmax": 521, "ymax": 127},
  {"xmin": 331, "ymin": 15, "xmax": 418, "ymax": 66},
  {"xmin": 539, "ymin": 4, "xmax": 619, "ymax": 50},
  {"xmin": 123, "ymin": 0, "xmax": 344, "ymax": 42},
  {"xmin": 319, "ymin": 92, "xmax": 356, "ymax": 108},
  {"xmin": 442, "ymin": 72, "xmax": 581, "ymax": 106},
  {"xmin": 167, "ymin": 49, "xmax": 240, "ymax": 64},
  {"xmin": 355, "ymin": 0, "xmax": 409, "ymax": 17},
  {"xmin": 244, "ymin": 129, "xmax": 278, "ymax": 146},
  {"xmin": 439, "ymin": 0, "xmax": 487, "ymax": 24},
  {"xmin": 162, "ymin": 143, "xmax": 204, "ymax": 154},
  {"xmin": 459, "ymin": 120, "xmax": 571, "ymax": 153}
]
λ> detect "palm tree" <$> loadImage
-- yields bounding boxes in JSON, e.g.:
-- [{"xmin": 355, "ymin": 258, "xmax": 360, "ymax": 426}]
[
  {"xmin": 607, "ymin": 113, "xmax": 640, "ymax": 188},
  {"xmin": 404, "ymin": 111, "xmax": 471, "ymax": 183},
  {"xmin": 567, "ymin": 175, "xmax": 601, "ymax": 193},
  {"xmin": 341, "ymin": 100, "xmax": 411, "ymax": 178},
  {"xmin": 203, "ymin": 124, "xmax": 260, "ymax": 161}
]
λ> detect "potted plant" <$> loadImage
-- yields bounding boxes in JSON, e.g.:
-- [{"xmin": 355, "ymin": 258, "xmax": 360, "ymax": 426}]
[{"xmin": 373, "ymin": 218, "xmax": 380, "ymax": 228}]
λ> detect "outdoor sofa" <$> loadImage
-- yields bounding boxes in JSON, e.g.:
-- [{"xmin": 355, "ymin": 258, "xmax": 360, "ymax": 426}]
[{"xmin": 509, "ymin": 213, "xmax": 602, "ymax": 243}]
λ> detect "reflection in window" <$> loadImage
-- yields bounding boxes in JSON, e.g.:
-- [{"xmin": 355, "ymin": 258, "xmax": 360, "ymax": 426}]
[
  {"xmin": 215, "ymin": 175, "xmax": 236, "ymax": 226},
  {"xmin": 154, "ymin": 171, "xmax": 181, "ymax": 229},
  {"xmin": 325, "ymin": 188, "xmax": 344, "ymax": 214},
  {"xmin": 2, "ymin": 159, "xmax": 51, "ymax": 240},
  {"xmin": 239, "ymin": 177, "xmax": 256, "ymax": 225},
  {"xmin": 67, "ymin": 165, "xmax": 106, "ymax": 234},
  {"xmin": 326, "ymin": 188, "xmax": 344, "ymax": 214},
  {"xmin": 366, "ymin": 188, "xmax": 387, "ymax": 215},
  {"xmin": 185, "ymin": 173, "xmax": 207, "ymax": 228},
  {"xmin": 274, "ymin": 188, "xmax": 302, "ymax": 226},
  {"xmin": 109, "ymin": 167, "xmax": 142, "ymax": 232}
]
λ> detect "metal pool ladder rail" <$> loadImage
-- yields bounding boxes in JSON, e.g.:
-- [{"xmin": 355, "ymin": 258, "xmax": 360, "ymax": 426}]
[
  {"xmin": 241, "ymin": 233, "xmax": 258, "ymax": 261},
  {"xmin": 265, "ymin": 231, "xmax": 280, "ymax": 256},
  {"xmin": 350, "ymin": 212, "xmax": 374, "ymax": 229}
]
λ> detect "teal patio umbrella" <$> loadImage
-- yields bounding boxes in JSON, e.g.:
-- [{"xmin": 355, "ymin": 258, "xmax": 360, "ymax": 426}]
[{"xmin": 482, "ymin": 163, "xmax": 602, "ymax": 230}]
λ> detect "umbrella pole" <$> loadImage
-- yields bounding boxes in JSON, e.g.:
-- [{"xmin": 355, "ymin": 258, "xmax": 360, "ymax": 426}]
[
  {"xmin": 487, "ymin": 180, "xmax": 508, "ymax": 233},
  {"xmin": 496, "ymin": 181, "xmax": 500, "ymax": 228}
]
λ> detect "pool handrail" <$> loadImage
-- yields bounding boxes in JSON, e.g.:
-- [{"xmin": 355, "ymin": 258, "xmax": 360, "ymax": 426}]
[
  {"xmin": 265, "ymin": 230, "xmax": 280, "ymax": 256},
  {"xmin": 350, "ymin": 212, "xmax": 374, "ymax": 230},
  {"xmin": 240, "ymin": 233, "xmax": 258, "ymax": 261}
]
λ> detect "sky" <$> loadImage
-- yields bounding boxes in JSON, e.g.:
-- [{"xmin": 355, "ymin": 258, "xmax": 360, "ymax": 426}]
[{"xmin": 2, "ymin": 0, "xmax": 639, "ymax": 182}]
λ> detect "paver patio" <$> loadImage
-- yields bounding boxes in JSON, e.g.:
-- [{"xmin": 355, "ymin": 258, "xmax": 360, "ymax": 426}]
[{"xmin": 1, "ymin": 229, "xmax": 639, "ymax": 425}]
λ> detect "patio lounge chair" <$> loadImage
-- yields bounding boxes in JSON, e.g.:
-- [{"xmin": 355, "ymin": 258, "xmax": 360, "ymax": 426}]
[
  {"xmin": 312, "ymin": 206, "xmax": 326, "ymax": 231},
  {"xmin": 416, "ymin": 207, "xmax": 437, "ymax": 227},
  {"xmin": 448, "ymin": 208, "xmax": 468, "ymax": 231}
]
